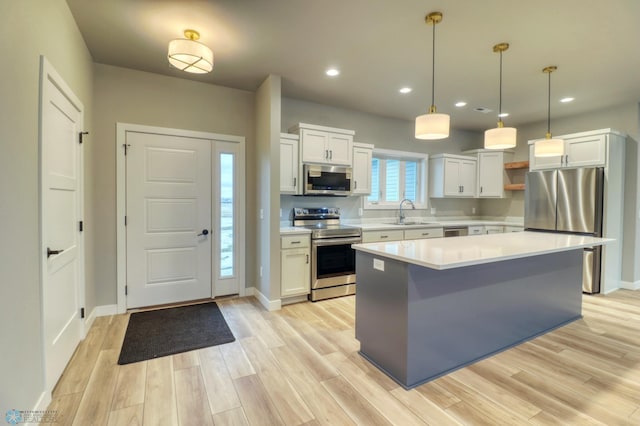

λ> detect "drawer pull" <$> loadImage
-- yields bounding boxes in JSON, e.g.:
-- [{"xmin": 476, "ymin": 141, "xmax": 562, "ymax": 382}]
[
  {"xmin": 380, "ymin": 235, "xmax": 388, "ymax": 239},
  {"xmin": 422, "ymin": 232, "xmax": 430, "ymax": 236},
  {"xmin": 290, "ymin": 240, "xmax": 301, "ymax": 244}
]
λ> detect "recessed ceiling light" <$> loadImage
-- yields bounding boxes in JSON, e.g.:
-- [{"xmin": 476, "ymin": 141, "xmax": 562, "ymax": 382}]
[
  {"xmin": 455, "ymin": 101, "xmax": 467, "ymax": 107},
  {"xmin": 498, "ymin": 112, "xmax": 509, "ymax": 118},
  {"xmin": 399, "ymin": 87, "xmax": 412, "ymax": 94},
  {"xmin": 326, "ymin": 68, "xmax": 340, "ymax": 77},
  {"xmin": 560, "ymin": 97, "xmax": 575, "ymax": 103}
]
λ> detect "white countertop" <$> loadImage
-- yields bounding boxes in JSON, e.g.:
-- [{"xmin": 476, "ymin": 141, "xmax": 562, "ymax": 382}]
[
  {"xmin": 355, "ymin": 220, "xmax": 523, "ymax": 231},
  {"xmin": 352, "ymin": 231, "xmax": 613, "ymax": 270},
  {"xmin": 280, "ymin": 227, "xmax": 312, "ymax": 235}
]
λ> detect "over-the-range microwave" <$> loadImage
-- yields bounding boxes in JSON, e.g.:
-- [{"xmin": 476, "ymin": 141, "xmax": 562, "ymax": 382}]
[{"xmin": 303, "ymin": 164, "xmax": 352, "ymax": 196}]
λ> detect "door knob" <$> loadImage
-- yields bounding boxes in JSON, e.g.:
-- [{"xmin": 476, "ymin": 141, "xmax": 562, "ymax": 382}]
[
  {"xmin": 197, "ymin": 229, "xmax": 209, "ymax": 236},
  {"xmin": 47, "ymin": 247, "xmax": 64, "ymax": 258}
]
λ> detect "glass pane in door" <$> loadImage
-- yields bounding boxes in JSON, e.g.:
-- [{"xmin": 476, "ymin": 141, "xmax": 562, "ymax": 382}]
[{"xmin": 220, "ymin": 153, "xmax": 234, "ymax": 277}]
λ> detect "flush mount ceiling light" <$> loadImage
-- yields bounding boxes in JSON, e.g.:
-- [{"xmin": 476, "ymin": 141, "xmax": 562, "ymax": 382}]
[
  {"xmin": 484, "ymin": 43, "xmax": 517, "ymax": 149},
  {"xmin": 534, "ymin": 66, "xmax": 565, "ymax": 157},
  {"xmin": 415, "ymin": 11, "xmax": 450, "ymax": 140},
  {"xmin": 326, "ymin": 68, "xmax": 340, "ymax": 77},
  {"xmin": 399, "ymin": 87, "xmax": 413, "ymax": 94},
  {"xmin": 168, "ymin": 29, "xmax": 213, "ymax": 74},
  {"xmin": 455, "ymin": 101, "xmax": 467, "ymax": 107}
]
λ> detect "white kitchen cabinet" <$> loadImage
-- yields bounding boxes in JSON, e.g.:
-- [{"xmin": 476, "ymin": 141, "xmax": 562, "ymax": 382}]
[
  {"xmin": 280, "ymin": 234, "xmax": 310, "ymax": 297},
  {"xmin": 362, "ymin": 229, "xmax": 404, "ymax": 243},
  {"xmin": 352, "ymin": 142, "xmax": 373, "ymax": 195},
  {"xmin": 403, "ymin": 227, "xmax": 444, "ymax": 240},
  {"xmin": 289, "ymin": 123, "xmax": 355, "ymax": 166},
  {"xmin": 429, "ymin": 154, "xmax": 477, "ymax": 198},
  {"xmin": 504, "ymin": 226, "xmax": 524, "ymax": 232},
  {"xmin": 463, "ymin": 149, "xmax": 514, "ymax": 198},
  {"xmin": 280, "ymin": 133, "xmax": 300, "ymax": 194},
  {"xmin": 528, "ymin": 129, "xmax": 609, "ymax": 170},
  {"xmin": 484, "ymin": 225, "xmax": 504, "ymax": 234},
  {"xmin": 468, "ymin": 225, "xmax": 485, "ymax": 235}
]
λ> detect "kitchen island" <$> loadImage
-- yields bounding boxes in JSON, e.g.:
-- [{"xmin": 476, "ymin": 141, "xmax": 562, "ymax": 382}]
[{"xmin": 352, "ymin": 231, "xmax": 612, "ymax": 389}]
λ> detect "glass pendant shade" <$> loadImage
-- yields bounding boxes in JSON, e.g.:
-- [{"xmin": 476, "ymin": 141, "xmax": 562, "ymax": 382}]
[
  {"xmin": 484, "ymin": 125, "xmax": 517, "ymax": 149},
  {"xmin": 415, "ymin": 112, "xmax": 450, "ymax": 140},
  {"xmin": 168, "ymin": 35, "xmax": 213, "ymax": 74},
  {"xmin": 534, "ymin": 137, "xmax": 564, "ymax": 157}
]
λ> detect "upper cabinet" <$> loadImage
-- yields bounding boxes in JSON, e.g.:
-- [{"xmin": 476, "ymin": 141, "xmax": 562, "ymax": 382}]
[
  {"xmin": 528, "ymin": 129, "xmax": 612, "ymax": 171},
  {"xmin": 463, "ymin": 149, "xmax": 514, "ymax": 198},
  {"xmin": 429, "ymin": 154, "xmax": 477, "ymax": 198},
  {"xmin": 352, "ymin": 142, "xmax": 373, "ymax": 195},
  {"xmin": 280, "ymin": 133, "xmax": 300, "ymax": 195},
  {"xmin": 289, "ymin": 123, "xmax": 355, "ymax": 166}
]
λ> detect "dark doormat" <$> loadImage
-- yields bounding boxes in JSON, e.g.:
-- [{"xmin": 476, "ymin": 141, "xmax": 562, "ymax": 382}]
[{"xmin": 118, "ymin": 302, "xmax": 235, "ymax": 365}]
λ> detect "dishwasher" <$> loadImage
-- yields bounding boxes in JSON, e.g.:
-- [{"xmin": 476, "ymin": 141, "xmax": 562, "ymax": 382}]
[{"xmin": 443, "ymin": 226, "xmax": 468, "ymax": 237}]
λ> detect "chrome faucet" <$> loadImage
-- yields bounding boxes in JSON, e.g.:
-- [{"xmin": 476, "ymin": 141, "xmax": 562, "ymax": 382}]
[{"xmin": 399, "ymin": 198, "xmax": 415, "ymax": 224}]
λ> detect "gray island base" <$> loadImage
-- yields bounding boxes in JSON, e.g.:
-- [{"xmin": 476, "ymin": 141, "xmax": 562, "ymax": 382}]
[{"xmin": 355, "ymin": 249, "xmax": 583, "ymax": 389}]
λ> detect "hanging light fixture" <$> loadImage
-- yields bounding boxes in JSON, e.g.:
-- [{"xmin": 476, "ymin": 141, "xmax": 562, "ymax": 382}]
[
  {"xmin": 415, "ymin": 12, "xmax": 450, "ymax": 140},
  {"xmin": 484, "ymin": 43, "xmax": 517, "ymax": 149},
  {"xmin": 168, "ymin": 29, "xmax": 214, "ymax": 74},
  {"xmin": 534, "ymin": 66, "xmax": 564, "ymax": 157}
]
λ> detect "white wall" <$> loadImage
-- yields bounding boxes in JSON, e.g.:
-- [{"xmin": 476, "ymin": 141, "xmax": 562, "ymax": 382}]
[
  {"xmin": 0, "ymin": 0, "xmax": 93, "ymax": 411},
  {"xmin": 92, "ymin": 64, "xmax": 256, "ymax": 305}
]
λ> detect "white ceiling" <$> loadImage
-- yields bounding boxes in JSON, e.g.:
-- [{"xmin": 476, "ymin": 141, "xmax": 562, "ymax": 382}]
[{"xmin": 66, "ymin": 0, "xmax": 640, "ymax": 131}]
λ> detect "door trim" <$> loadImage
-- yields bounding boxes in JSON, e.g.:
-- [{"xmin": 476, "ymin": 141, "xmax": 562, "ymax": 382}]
[
  {"xmin": 116, "ymin": 123, "xmax": 246, "ymax": 313},
  {"xmin": 39, "ymin": 55, "xmax": 86, "ymax": 392}
]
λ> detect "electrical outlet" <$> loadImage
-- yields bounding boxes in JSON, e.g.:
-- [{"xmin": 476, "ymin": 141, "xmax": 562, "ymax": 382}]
[
  {"xmin": 358, "ymin": 207, "xmax": 363, "ymax": 216},
  {"xmin": 260, "ymin": 266, "xmax": 263, "ymax": 277},
  {"xmin": 430, "ymin": 207, "xmax": 436, "ymax": 215},
  {"xmin": 472, "ymin": 207, "xmax": 476, "ymax": 214},
  {"xmin": 373, "ymin": 259, "xmax": 385, "ymax": 271}
]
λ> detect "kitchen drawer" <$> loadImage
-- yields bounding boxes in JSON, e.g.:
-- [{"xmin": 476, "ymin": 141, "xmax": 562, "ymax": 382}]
[
  {"xmin": 281, "ymin": 234, "xmax": 310, "ymax": 249},
  {"xmin": 468, "ymin": 225, "xmax": 485, "ymax": 235},
  {"xmin": 504, "ymin": 226, "xmax": 524, "ymax": 233},
  {"xmin": 362, "ymin": 230, "xmax": 404, "ymax": 243},
  {"xmin": 484, "ymin": 225, "xmax": 504, "ymax": 234},
  {"xmin": 404, "ymin": 227, "xmax": 444, "ymax": 240}
]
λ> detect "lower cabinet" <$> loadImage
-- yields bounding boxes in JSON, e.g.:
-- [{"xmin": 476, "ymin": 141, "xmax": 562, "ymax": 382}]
[
  {"xmin": 362, "ymin": 230, "xmax": 404, "ymax": 243},
  {"xmin": 504, "ymin": 226, "xmax": 524, "ymax": 233},
  {"xmin": 281, "ymin": 234, "xmax": 310, "ymax": 297},
  {"xmin": 484, "ymin": 225, "xmax": 504, "ymax": 234},
  {"xmin": 403, "ymin": 227, "xmax": 444, "ymax": 240},
  {"xmin": 468, "ymin": 225, "xmax": 485, "ymax": 235}
]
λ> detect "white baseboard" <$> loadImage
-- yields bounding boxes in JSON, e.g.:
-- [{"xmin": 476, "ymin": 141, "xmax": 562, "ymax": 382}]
[
  {"xmin": 84, "ymin": 304, "xmax": 117, "ymax": 336},
  {"xmin": 281, "ymin": 294, "xmax": 308, "ymax": 306},
  {"xmin": 240, "ymin": 286, "xmax": 254, "ymax": 297},
  {"xmin": 620, "ymin": 280, "xmax": 640, "ymax": 290},
  {"xmin": 34, "ymin": 390, "xmax": 51, "ymax": 413},
  {"xmin": 253, "ymin": 287, "xmax": 282, "ymax": 311}
]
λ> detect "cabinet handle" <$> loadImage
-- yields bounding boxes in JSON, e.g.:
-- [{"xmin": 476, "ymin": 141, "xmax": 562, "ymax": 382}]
[
  {"xmin": 290, "ymin": 240, "xmax": 301, "ymax": 244},
  {"xmin": 380, "ymin": 235, "xmax": 388, "ymax": 239},
  {"xmin": 480, "ymin": 186, "xmax": 483, "ymax": 193},
  {"xmin": 422, "ymin": 232, "xmax": 430, "ymax": 236},
  {"xmin": 325, "ymin": 149, "xmax": 329, "ymax": 159},
  {"xmin": 306, "ymin": 254, "xmax": 309, "ymax": 264},
  {"xmin": 293, "ymin": 177, "xmax": 296, "ymax": 187},
  {"xmin": 330, "ymin": 150, "xmax": 333, "ymax": 159},
  {"xmin": 354, "ymin": 181, "xmax": 357, "ymax": 189}
]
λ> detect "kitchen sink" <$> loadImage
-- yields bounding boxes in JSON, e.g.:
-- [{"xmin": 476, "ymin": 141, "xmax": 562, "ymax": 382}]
[{"xmin": 395, "ymin": 221, "xmax": 439, "ymax": 226}]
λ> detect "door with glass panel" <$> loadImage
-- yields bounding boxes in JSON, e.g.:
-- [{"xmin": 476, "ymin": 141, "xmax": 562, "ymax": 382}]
[{"xmin": 125, "ymin": 131, "xmax": 242, "ymax": 308}]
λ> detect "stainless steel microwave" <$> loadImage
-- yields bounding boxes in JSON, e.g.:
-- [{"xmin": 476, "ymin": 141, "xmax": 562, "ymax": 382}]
[{"xmin": 303, "ymin": 164, "xmax": 352, "ymax": 196}]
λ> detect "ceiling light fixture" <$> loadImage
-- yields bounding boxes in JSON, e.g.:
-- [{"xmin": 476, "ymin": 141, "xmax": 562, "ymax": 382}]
[
  {"xmin": 535, "ymin": 66, "xmax": 564, "ymax": 157},
  {"xmin": 415, "ymin": 11, "xmax": 449, "ymax": 140},
  {"xmin": 326, "ymin": 68, "xmax": 340, "ymax": 77},
  {"xmin": 455, "ymin": 101, "xmax": 467, "ymax": 107},
  {"xmin": 168, "ymin": 29, "xmax": 213, "ymax": 74},
  {"xmin": 484, "ymin": 43, "xmax": 517, "ymax": 149}
]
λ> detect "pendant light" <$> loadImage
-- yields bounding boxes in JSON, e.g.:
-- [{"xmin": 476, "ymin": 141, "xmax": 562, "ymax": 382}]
[
  {"xmin": 168, "ymin": 29, "xmax": 214, "ymax": 74},
  {"xmin": 534, "ymin": 66, "xmax": 564, "ymax": 157},
  {"xmin": 484, "ymin": 43, "xmax": 517, "ymax": 149},
  {"xmin": 415, "ymin": 12, "xmax": 450, "ymax": 140}
]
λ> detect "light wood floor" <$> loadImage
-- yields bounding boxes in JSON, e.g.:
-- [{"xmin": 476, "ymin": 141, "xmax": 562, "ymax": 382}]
[{"xmin": 44, "ymin": 290, "xmax": 640, "ymax": 425}]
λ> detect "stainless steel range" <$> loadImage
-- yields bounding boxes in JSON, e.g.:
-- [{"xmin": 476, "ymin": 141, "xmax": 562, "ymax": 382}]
[{"xmin": 293, "ymin": 207, "xmax": 362, "ymax": 301}]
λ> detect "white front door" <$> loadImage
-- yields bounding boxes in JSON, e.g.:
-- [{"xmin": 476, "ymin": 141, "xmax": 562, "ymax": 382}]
[
  {"xmin": 40, "ymin": 57, "xmax": 84, "ymax": 391},
  {"xmin": 125, "ymin": 132, "xmax": 212, "ymax": 308}
]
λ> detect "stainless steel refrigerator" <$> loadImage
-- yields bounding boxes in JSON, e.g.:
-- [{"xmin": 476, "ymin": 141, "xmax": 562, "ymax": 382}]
[{"xmin": 524, "ymin": 167, "xmax": 604, "ymax": 293}]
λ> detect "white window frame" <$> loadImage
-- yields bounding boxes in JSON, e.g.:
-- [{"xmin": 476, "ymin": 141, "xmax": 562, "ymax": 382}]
[{"xmin": 364, "ymin": 148, "xmax": 429, "ymax": 210}]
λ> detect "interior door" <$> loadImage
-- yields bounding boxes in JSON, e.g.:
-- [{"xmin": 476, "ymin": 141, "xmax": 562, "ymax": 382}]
[
  {"xmin": 126, "ymin": 132, "xmax": 212, "ymax": 308},
  {"xmin": 40, "ymin": 57, "xmax": 84, "ymax": 391}
]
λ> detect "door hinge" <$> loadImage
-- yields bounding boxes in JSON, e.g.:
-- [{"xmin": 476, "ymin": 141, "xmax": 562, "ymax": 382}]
[
  {"xmin": 123, "ymin": 143, "xmax": 131, "ymax": 155},
  {"xmin": 79, "ymin": 220, "xmax": 84, "ymax": 232},
  {"xmin": 125, "ymin": 285, "xmax": 128, "ymax": 296},
  {"xmin": 80, "ymin": 307, "xmax": 85, "ymax": 319},
  {"xmin": 79, "ymin": 131, "xmax": 89, "ymax": 144}
]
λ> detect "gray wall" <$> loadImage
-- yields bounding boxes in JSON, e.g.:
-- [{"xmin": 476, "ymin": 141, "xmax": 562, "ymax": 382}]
[
  {"xmin": 0, "ymin": 0, "xmax": 94, "ymax": 411},
  {"xmin": 92, "ymin": 64, "xmax": 256, "ymax": 305},
  {"xmin": 255, "ymin": 76, "xmax": 282, "ymax": 302}
]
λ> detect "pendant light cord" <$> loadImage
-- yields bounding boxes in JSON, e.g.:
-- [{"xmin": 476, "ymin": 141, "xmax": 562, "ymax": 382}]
[
  {"xmin": 431, "ymin": 21, "xmax": 436, "ymax": 108},
  {"xmin": 547, "ymin": 70, "xmax": 551, "ymax": 135},
  {"xmin": 498, "ymin": 50, "xmax": 503, "ymax": 117}
]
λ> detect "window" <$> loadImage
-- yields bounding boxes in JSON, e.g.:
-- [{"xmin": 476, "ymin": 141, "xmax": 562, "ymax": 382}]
[{"xmin": 366, "ymin": 149, "xmax": 427, "ymax": 209}]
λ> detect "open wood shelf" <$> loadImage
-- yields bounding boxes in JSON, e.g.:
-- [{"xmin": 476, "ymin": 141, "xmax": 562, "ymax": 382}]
[
  {"xmin": 504, "ymin": 183, "xmax": 525, "ymax": 191},
  {"xmin": 504, "ymin": 160, "xmax": 529, "ymax": 170}
]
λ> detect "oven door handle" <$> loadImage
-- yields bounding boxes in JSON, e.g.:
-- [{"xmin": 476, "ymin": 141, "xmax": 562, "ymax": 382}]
[{"xmin": 312, "ymin": 237, "xmax": 362, "ymax": 246}]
